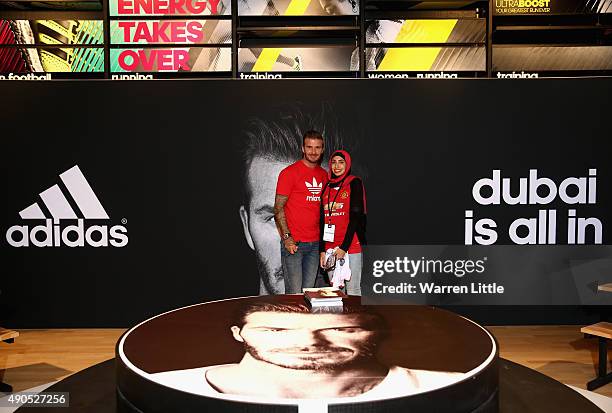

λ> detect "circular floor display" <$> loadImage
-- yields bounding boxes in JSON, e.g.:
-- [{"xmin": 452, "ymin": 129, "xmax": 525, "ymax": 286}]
[{"xmin": 116, "ymin": 295, "xmax": 498, "ymax": 412}]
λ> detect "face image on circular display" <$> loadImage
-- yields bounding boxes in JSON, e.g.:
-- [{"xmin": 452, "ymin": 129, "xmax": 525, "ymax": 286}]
[{"xmin": 118, "ymin": 296, "xmax": 497, "ymax": 410}]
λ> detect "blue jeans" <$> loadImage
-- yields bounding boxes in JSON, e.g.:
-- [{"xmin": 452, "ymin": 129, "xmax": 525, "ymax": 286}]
[
  {"xmin": 281, "ymin": 240, "xmax": 320, "ymax": 293},
  {"xmin": 346, "ymin": 253, "xmax": 362, "ymax": 296}
]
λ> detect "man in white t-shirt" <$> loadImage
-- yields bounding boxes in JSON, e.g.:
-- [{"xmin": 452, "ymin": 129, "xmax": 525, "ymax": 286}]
[{"xmin": 149, "ymin": 303, "xmax": 464, "ymax": 400}]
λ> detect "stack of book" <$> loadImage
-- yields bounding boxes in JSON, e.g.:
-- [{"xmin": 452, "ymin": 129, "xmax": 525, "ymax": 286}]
[{"xmin": 303, "ymin": 287, "xmax": 347, "ymax": 308}]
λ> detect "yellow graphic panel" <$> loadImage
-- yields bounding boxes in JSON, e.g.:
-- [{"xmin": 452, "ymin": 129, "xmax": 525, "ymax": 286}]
[
  {"xmin": 394, "ymin": 20, "xmax": 458, "ymax": 44},
  {"xmin": 378, "ymin": 19, "xmax": 458, "ymax": 71},
  {"xmin": 39, "ymin": 49, "xmax": 71, "ymax": 72},
  {"xmin": 252, "ymin": 0, "xmax": 312, "ymax": 71},
  {"xmin": 252, "ymin": 48, "xmax": 283, "ymax": 72},
  {"xmin": 284, "ymin": 0, "xmax": 312, "ymax": 15}
]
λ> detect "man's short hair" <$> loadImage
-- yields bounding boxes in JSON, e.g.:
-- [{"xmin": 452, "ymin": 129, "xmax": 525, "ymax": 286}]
[
  {"xmin": 233, "ymin": 302, "xmax": 389, "ymax": 333},
  {"xmin": 302, "ymin": 130, "xmax": 324, "ymax": 146}
]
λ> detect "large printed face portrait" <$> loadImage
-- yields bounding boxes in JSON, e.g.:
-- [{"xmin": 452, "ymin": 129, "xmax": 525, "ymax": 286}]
[
  {"xmin": 118, "ymin": 296, "xmax": 496, "ymax": 408},
  {"xmin": 240, "ymin": 156, "xmax": 288, "ymax": 294},
  {"xmin": 229, "ymin": 306, "xmax": 383, "ymax": 371},
  {"xmin": 238, "ymin": 106, "xmax": 354, "ymax": 295}
]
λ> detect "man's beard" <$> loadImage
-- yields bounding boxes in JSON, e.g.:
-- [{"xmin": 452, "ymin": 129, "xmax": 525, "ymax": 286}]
[
  {"xmin": 256, "ymin": 251, "xmax": 284, "ymax": 294},
  {"xmin": 305, "ymin": 153, "xmax": 323, "ymax": 165},
  {"xmin": 243, "ymin": 341, "xmax": 378, "ymax": 372}
]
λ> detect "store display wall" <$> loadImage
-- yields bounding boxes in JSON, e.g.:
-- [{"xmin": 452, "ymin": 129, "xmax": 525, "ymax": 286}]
[{"xmin": 1, "ymin": 78, "xmax": 610, "ymax": 327}]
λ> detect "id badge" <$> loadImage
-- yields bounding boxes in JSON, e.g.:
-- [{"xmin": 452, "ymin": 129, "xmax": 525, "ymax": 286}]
[{"xmin": 323, "ymin": 224, "xmax": 335, "ymax": 242}]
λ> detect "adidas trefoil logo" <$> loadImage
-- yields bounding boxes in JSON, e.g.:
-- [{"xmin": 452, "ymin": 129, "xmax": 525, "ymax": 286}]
[
  {"xmin": 5, "ymin": 165, "xmax": 128, "ymax": 248},
  {"xmin": 305, "ymin": 177, "xmax": 323, "ymax": 195}
]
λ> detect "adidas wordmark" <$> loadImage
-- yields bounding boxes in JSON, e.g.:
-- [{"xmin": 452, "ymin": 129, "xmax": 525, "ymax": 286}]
[{"xmin": 6, "ymin": 165, "xmax": 128, "ymax": 248}]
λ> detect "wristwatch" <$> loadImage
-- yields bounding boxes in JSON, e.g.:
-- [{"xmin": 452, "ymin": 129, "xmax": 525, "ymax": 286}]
[{"xmin": 282, "ymin": 232, "xmax": 292, "ymax": 240}]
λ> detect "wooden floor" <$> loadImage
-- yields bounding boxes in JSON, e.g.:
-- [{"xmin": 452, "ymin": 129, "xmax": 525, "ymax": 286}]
[{"xmin": 0, "ymin": 326, "xmax": 610, "ymax": 398}]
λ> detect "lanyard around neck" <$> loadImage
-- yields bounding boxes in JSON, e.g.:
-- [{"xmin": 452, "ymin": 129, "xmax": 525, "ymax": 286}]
[{"xmin": 325, "ymin": 177, "xmax": 346, "ymax": 225}]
